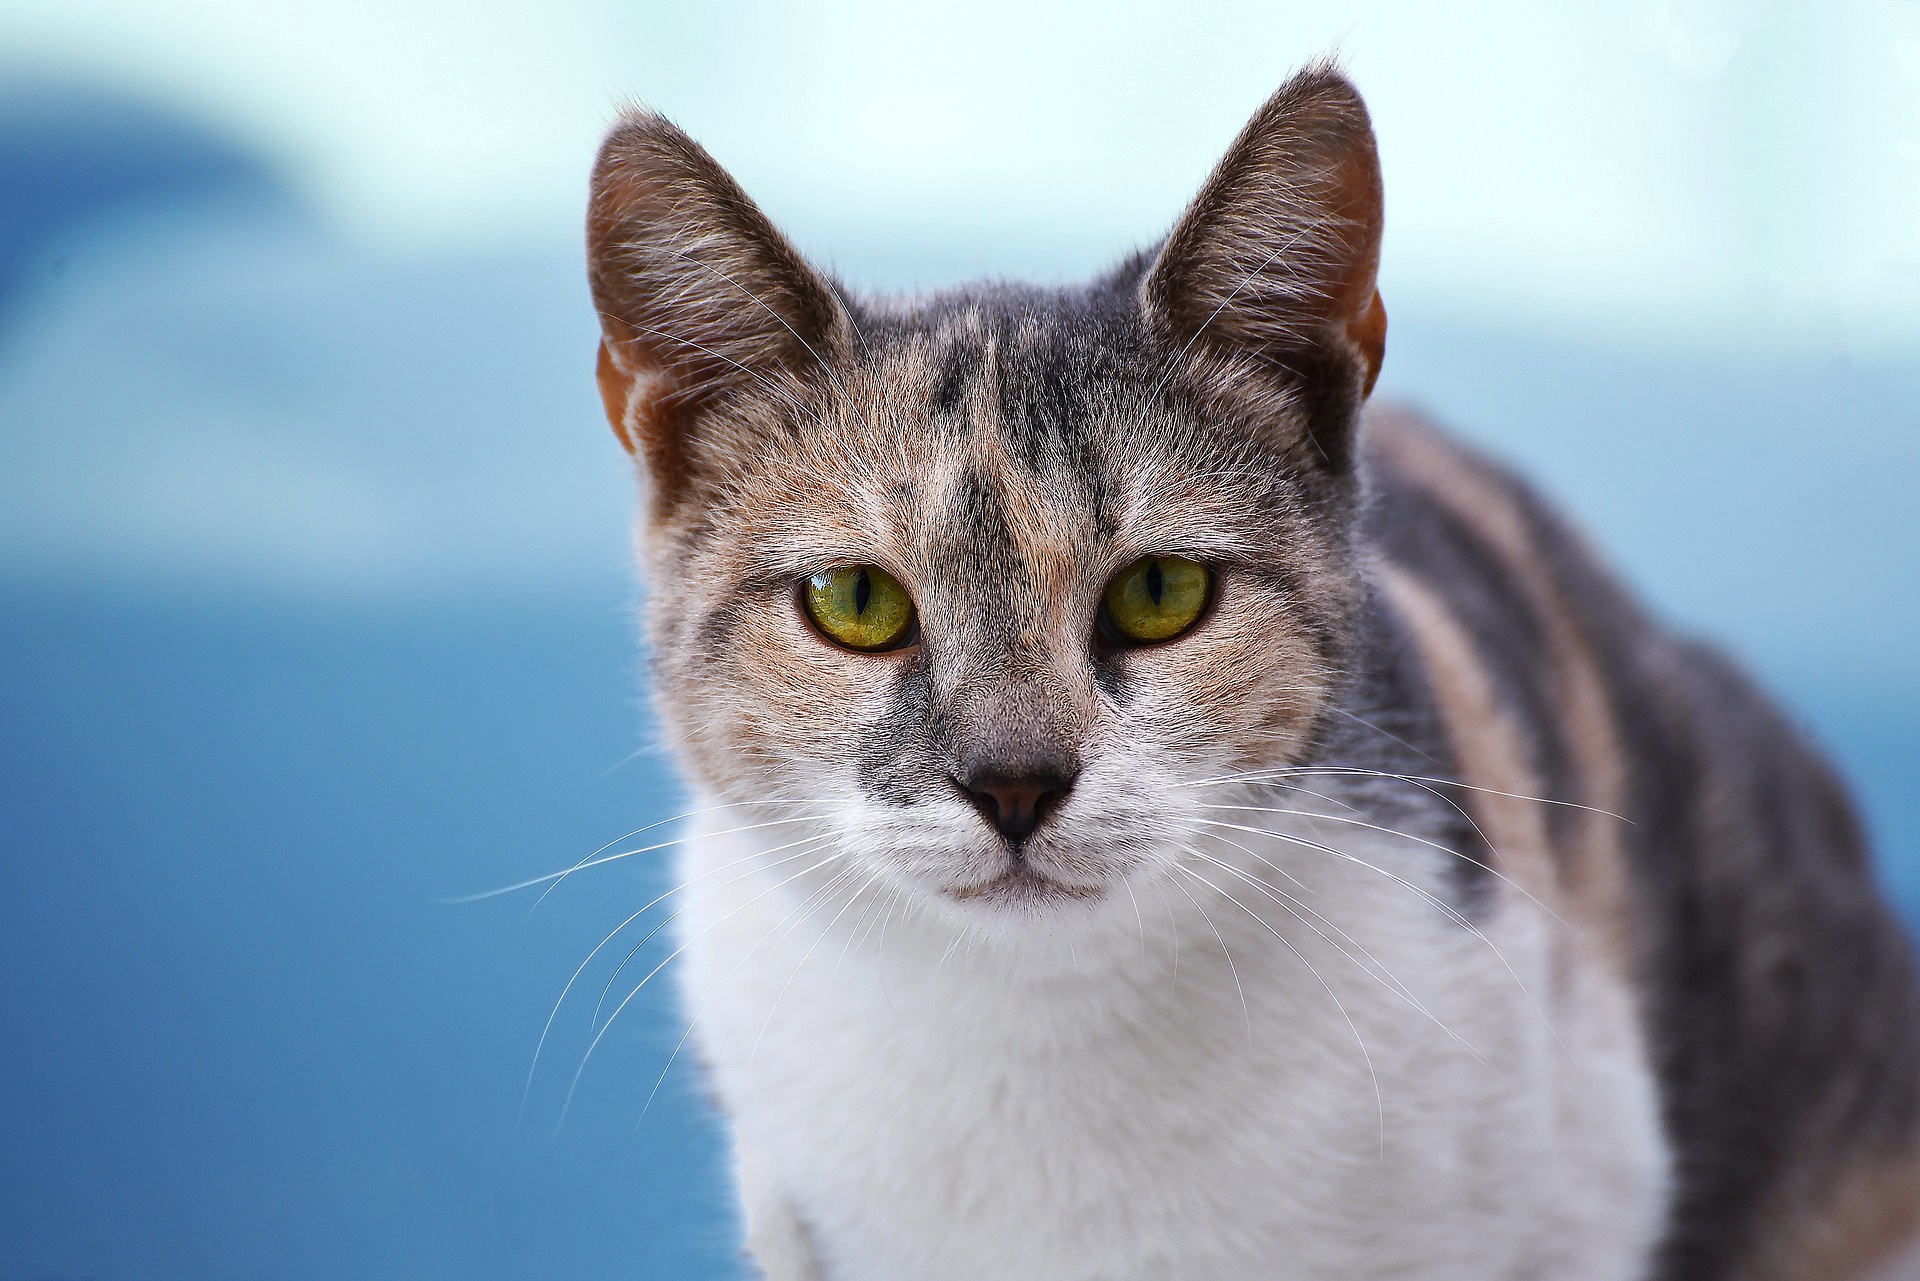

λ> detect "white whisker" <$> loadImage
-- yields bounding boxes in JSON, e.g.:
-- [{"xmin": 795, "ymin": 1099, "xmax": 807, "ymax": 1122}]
[
  {"xmin": 555, "ymin": 845, "xmax": 848, "ymax": 1131},
  {"xmin": 1190, "ymin": 815, "xmax": 1571, "ymax": 1060},
  {"xmin": 519, "ymin": 830, "xmax": 839, "ymax": 1125},
  {"xmin": 1169, "ymin": 872, "xmax": 1254, "ymax": 1051},
  {"xmin": 1175, "ymin": 861, "xmax": 1386, "ymax": 1163},
  {"xmin": 441, "ymin": 806, "xmax": 827, "ymax": 905}
]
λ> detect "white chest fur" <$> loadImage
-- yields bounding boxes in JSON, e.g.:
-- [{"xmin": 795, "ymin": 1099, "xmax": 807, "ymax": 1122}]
[{"xmin": 671, "ymin": 805, "xmax": 1670, "ymax": 1281}]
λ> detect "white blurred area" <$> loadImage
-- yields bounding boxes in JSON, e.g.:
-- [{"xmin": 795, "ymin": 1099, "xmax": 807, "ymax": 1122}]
[{"xmin": 3, "ymin": 0, "xmax": 1916, "ymax": 350}]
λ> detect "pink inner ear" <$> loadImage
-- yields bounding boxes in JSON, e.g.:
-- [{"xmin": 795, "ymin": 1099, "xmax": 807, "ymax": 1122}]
[
  {"xmin": 1353, "ymin": 291, "xmax": 1387, "ymax": 398},
  {"xmin": 596, "ymin": 340, "xmax": 638, "ymax": 456},
  {"xmin": 595, "ymin": 325, "xmax": 696, "ymax": 508}
]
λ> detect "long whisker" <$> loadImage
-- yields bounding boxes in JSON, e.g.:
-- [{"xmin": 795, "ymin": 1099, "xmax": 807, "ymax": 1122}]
[
  {"xmin": 831, "ymin": 872, "xmax": 897, "ymax": 985},
  {"xmin": 1190, "ymin": 836, "xmax": 1425, "ymax": 1010},
  {"xmin": 1191, "ymin": 815, "xmax": 1570, "ymax": 1060},
  {"xmin": 1175, "ymin": 861, "xmax": 1386, "ymax": 1161},
  {"xmin": 1185, "ymin": 842, "xmax": 1499, "ymax": 1077},
  {"xmin": 747, "ymin": 868, "xmax": 888, "ymax": 1070},
  {"xmin": 1192, "ymin": 815, "xmax": 1480, "ymax": 933},
  {"xmin": 529, "ymin": 808, "xmax": 828, "ymax": 915},
  {"xmin": 1196, "ymin": 790, "xmax": 1582, "ymax": 1058},
  {"xmin": 520, "ymin": 830, "xmax": 838, "ymax": 1123},
  {"xmin": 641, "ymin": 866, "xmax": 891, "ymax": 1127},
  {"xmin": 443, "ymin": 808, "xmax": 826, "ymax": 905},
  {"xmin": 587, "ymin": 833, "xmax": 841, "ymax": 1031},
  {"xmin": 1120, "ymin": 872, "xmax": 1149, "ymax": 959},
  {"xmin": 1176, "ymin": 764, "xmax": 1632, "ymax": 824},
  {"xmin": 1249, "ymin": 773, "xmax": 1496, "ymax": 867},
  {"xmin": 554, "ymin": 846, "xmax": 848, "ymax": 1130},
  {"xmin": 1229, "ymin": 773, "xmax": 1522, "ymax": 925},
  {"xmin": 1168, "ymin": 873, "xmax": 1254, "ymax": 1051},
  {"xmin": 1196, "ymin": 799, "xmax": 1577, "ymax": 939}
]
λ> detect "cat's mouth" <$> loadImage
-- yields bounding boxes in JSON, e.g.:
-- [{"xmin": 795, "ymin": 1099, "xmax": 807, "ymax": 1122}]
[{"xmin": 944, "ymin": 865, "xmax": 1102, "ymax": 906}]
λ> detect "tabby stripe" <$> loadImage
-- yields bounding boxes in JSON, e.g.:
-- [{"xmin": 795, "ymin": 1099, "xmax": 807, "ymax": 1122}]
[
  {"xmin": 1374, "ymin": 561, "xmax": 1556, "ymax": 912},
  {"xmin": 1370, "ymin": 411, "xmax": 1635, "ymax": 982}
]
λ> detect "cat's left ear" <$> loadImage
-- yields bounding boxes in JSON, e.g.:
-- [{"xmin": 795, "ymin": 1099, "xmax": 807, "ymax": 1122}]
[{"xmin": 1142, "ymin": 63, "xmax": 1386, "ymax": 471}]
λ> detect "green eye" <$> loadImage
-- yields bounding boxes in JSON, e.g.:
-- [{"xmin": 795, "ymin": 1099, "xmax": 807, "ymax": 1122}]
[
  {"xmin": 1103, "ymin": 555, "xmax": 1211, "ymax": 644},
  {"xmin": 805, "ymin": 565, "xmax": 917, "ymax": 652}
]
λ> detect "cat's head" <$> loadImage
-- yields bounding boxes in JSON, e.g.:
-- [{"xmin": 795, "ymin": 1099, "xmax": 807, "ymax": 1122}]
[{"xmin": 587, "ymin": 64, "xmax": 1385, "ymax": 931}]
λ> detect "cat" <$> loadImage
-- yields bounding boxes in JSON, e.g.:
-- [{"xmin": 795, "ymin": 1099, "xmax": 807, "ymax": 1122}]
[{"xmin": 583, "ymin": 62, "xmax": 1920, "ymax": 1281}]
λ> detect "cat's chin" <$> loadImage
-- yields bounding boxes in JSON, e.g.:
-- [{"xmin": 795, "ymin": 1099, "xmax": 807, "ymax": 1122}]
[{"xmin": 941, "ymin": 864, "xmax": 1105, "ymax": 910}]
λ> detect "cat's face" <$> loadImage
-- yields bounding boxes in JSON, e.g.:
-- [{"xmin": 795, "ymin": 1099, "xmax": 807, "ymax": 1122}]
[
  {"xmin": 637, "ymin": 311, "xmax": 1356, "ymax": 921},
  {"xmin": 588, "ymin": 67, "xmax": 1386, "ymax": 928}
]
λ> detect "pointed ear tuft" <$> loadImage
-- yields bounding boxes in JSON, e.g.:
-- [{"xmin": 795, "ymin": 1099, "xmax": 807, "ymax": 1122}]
[
  {"xmin": 586, "ymin": 112, "xmax": 847, "ymax": 503},
  {"xmin": 1143, "ymin": 63, "xmax": 1386, "ymax": 466}
]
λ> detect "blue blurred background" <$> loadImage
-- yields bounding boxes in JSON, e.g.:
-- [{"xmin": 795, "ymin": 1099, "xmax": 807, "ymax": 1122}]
[{"xmin": 1, "ymin": 3, "xmax": 1916, "ymax": 1278}]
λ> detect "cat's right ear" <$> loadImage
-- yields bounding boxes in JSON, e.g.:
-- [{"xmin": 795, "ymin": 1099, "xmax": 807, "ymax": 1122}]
[{"xmin": 587, "ymin": 112, "xmax": 848, "ymax": 511}]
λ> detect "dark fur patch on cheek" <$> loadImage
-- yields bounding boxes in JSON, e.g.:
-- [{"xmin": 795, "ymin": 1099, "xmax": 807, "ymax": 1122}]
[
  {"xmin": 855, "ymin": 664, "xmax": 946, "ymax": 806},
  {"xmin": 1090, "ymin": 653, "xmax": 1136, "ymax": 709}
]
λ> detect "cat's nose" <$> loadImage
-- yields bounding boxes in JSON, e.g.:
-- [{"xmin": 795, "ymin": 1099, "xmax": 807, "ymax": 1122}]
[{"xmin": 954, "ymin": 765, "xmax": 1077, "ymax": 847}]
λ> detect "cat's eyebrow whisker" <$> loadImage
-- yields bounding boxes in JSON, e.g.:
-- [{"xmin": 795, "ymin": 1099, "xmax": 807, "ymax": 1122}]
[
  {"xmin": 557, "ymin": 845, "xmax": 851, "ymax": 1131},
  {"xmin": 1328, "ymin": 707, "xmax": 1441, "ymax": 764},
  {"xmin": 604, "ymin": 311, "xmax": 835, "ymax": 434},
  {"xmin": 1131, "ymin": 227, "xmax": 1316, "ymax": 439},
  {"xmin": 1174, "ymin": 861, "xmax": 1387, "ymax": 1162},
  {"xmin": 649, "ymin": 244, "xmax": 855, "ymax": 407},
  {"xmin": 520, "ymin": 830, "xmax": 840, "ymax": 1122}
]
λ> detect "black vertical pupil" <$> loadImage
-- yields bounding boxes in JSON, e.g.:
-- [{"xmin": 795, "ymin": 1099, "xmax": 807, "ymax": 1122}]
[
  {"xmin": 1144, "ymin": 559, "xmax": 1163, "ymax": 606},
  {"xmin": 854, "ymin": 568, "xmax": 872, "ymax": 616}
]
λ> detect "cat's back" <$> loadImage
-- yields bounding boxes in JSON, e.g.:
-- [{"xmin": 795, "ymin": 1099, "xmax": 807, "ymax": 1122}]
[{"xmin": 1358, "ymin": 406, "xmax": 1920, "ymax": 1281}]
